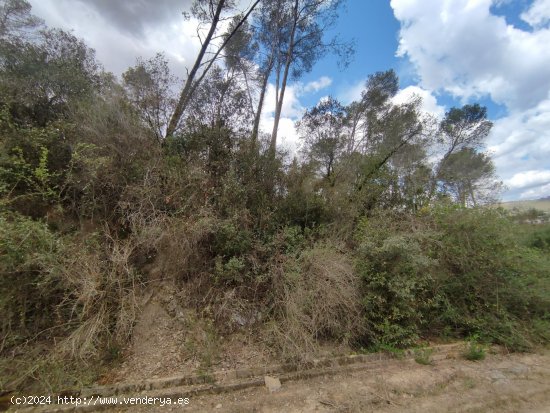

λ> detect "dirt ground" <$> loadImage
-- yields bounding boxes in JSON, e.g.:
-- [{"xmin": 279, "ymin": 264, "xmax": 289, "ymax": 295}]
[
  {"xmin": 105, "ymin": 285, "xmax": 274, "ymax": 384},
  {"xmin": 110, "ymin": 349, "xmax": 550, "ymax": 413},
  {"xmin": 101, "ymin": 286, "xmax": 550, "ymax": 413}
]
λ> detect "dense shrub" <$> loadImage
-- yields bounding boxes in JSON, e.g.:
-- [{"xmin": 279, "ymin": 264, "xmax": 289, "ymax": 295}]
[
  {"xmin": 0, "ymin": 108, "xmax": 69, "ymax": 217},
  {"xmin": 355, "ymin": 212, "xmax": 441, "ymax": 347},
  {"xmin": 433, "ymin": 207, "xmax": 550, "ymax": 348},
  {"xmin": 0, "ymin": 212, "xmax": 66, "ymax": 349},
  {"xmin": 526, "ymin": 224, "xmax": 550, "ymax": 251},
  {"xmin": 355, "ymin": 206, "xmax": 550, "ymax": 350}
]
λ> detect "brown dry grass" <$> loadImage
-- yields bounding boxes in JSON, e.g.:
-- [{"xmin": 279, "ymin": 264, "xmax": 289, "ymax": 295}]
[{"xmin": 270, "ymin": 243, "xmax": 365, "ymax": 361}]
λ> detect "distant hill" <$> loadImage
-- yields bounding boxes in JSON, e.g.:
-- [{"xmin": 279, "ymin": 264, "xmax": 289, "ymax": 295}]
[{"xmin": 497, "ymin": 198, "xmax": 550, "ymax": 213}]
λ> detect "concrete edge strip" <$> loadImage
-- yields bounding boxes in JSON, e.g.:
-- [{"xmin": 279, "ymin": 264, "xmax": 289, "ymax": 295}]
[{"xmin": 13, "ymin": 343, "xmax": 468, "ymax": 412}]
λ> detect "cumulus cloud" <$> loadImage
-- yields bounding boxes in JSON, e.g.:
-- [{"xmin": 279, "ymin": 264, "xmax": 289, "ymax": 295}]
[
  {"xmin": 508, "ymin": 170, "xmax": 550, "ymax": 190},
  {"xmin": 521, "ymin": 0, "xmax": 550, "ymax": 29},
  {"xmin": 30, "ymin": 0, "xmax": 209, "ymax": 76},
  {"xmin": 77, "ymin": 0, "xmax": 191, "ymax": 37},
  {"xmin": 301, "ymin": 76, "xmax": 333, "ymax": 94},
  {"xmin": 488, "ymin": 97, "xmax": 550, "ymax": 177},
  {"xmin": 392, "ymin": 85, "xmax": 445, "ymax": 119},
  {"xmin": 391, "ymin": 0, "xmax": 550, "ymax": 111},
  {"xmin": 390, "ymin": 0, "xmax": 550, "ymax": 200},
  {"xmin": 259, "ymin": 76, "xmax": 334, "ymax": 155},
  {"xmin": 493, "ymin": 101, "xmax": 550, "ymax": 197}
]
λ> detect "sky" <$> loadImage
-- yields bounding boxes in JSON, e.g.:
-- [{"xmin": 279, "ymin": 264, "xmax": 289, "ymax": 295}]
[{"xmin": 27, "ymin": 0, "xmax": 550, "ymax": 201}]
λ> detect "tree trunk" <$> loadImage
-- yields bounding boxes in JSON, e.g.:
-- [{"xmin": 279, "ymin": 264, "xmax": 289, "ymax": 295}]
[
  {"xmin": 165, "ymin": 0, "xmax": 261, "ymax": 138},
  {"xmin": 270, "ymin": 0, "xmax": 299, "ymax": 154},
  {"xmin": 166, "ymin": 0, "xmax": 226, "ymax": 138},
  {"xmin": 179, "ymin": 0, "xmax": 262, "ymax": 129},
  {"xmin": 241, "ymin": 64, "xmax": 256, "ymax": 121},
  {"xmin": 251, "ymin": 56, "xmax": 274, "ymax": 144}
]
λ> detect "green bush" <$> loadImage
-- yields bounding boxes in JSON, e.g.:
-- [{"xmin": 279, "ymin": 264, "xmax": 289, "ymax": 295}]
[
  {"xmin": 0, "ymin": 108, "xmax": 70, "ymax": 216},
  {"xmin": 433, "ymin": 206, "xmax": 550, "ymax": 347},
  {"xmin": 463, "ymin": 335, "xmax": 487, "ymax": 361},
  {"xmin": 214, "ymin": 256, "xmax": 246, "ymax": 284},
  {"xmin": 213, "ymin": 218, "xmax": 253, "ymax": 257},
  {"xmin": 0, "ymin": 212, "xmax": 66, "ymax": 348},
  {"xmin": 354, "ymin": 206, "xmax": 550, "ymax": 350},
  {"xmin": 355, "ymin": 213, "xmax": 440, "ymax": 347},
  {"xmin": 527, "ymin": 225, "xmax": 550, "ymax": 251}
]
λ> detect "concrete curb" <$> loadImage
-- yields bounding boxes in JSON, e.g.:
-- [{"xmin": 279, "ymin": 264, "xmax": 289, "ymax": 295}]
[{"xmin": 12, "ymin": 343, "xmax": 466, "ymax": 412}]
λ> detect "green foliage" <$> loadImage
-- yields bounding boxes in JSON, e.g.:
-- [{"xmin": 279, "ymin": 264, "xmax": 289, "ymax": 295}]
[
  {"xmin": 298, "ymin": 96, "xmax": 347, "ymax": 180},
  {"xmin": 0, "ymin": 27, "xmax": 100, "ymax": 126},
  {"xmin": 463, "ymin": 334, "xmax": 487, "ymax": 361},
  {"xmin": 277, "ymin": 160, "xmax": 330, "ymax": 229},
  {"xmin": 0, "ymin": 212, "xmax": 65, "ymax": 348},
  {"xmin": 0, "ymin": 108, "xmax": 69, "ymax": 215},
  {"xmin": 214, "ymin": 256, "xmax": 246, "ymax": 284},
  {"xmin": 355, "ymin": 213, "xmax": 439, "ymax": 347},
  {"xmin": 355, "ymin": 206, "xmax": 550, "ymax": 350},
  {"xmin": 432, "ymin": 206, "xmax": 550, "ymax": 345},
  {"xmin": 526, "ymin": 224, "xmax": 550, "ymax": 251},
  {"xmin": 213, "ymin": 218, "xmax": 252, "ymax": 257},
  {"xmin": 279, "ymin": 225, "xmax": 306, "ymax": 255}
]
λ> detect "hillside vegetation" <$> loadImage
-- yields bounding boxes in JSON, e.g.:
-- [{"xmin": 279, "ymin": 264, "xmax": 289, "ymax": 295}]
[{"xmin": 1, "ymin": 0, "xmax": 549, "ymax": 393}]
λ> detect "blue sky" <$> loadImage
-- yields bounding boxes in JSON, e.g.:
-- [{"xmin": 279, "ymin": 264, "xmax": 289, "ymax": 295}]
[
  {"xmin": 301, "ymin": 0, "xmax": 513, "ymax": 117},
  {"xmin": 298, "ymin": 0, "xmax": 401, "ymax": 106},
  {"xmin": 29, "ymin": 0, "xmax": 550, "ymax": 201},
  {"xmin": 297, "ymin": 0, "xmax": 550, "ymax": 201}
]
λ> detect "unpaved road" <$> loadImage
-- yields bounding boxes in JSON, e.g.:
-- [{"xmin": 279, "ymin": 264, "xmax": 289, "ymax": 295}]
[{"xmin": 113, "ymin": 349, "xmax": 550, "ymax": 413}]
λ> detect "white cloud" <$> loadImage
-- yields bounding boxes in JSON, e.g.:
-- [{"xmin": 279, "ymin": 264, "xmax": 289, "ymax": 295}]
[
  {"xmin": 507, "ymin": 170, "xmax": 550, "ymax": 190},
  {"xmin": 392, "ymin": 85, "xmax": 445, "ymax": 119},
  {"xmin": 391, "ymin": 0, "xmax": 550, "ymax": 111},
  {"xmin": 301, "ymin": 76, "xmax": 333, "ymax": 94},
  {"xmin": 488, "ymin": 97, "xmax": 550, "ymax": 181},
  {"xmin": 518, "ymin": 183, "xmax": 550, "ymax": 199},
  {"xmin": 391, "ymin": 0, "xmax": 550, "ymax": 200},
  {"xmin": 521, "ymin": 0, "xmax": 550, "ymax": 29},
  {"xmin": 29, "ymin": 0, "xmax": 212, "ymax": 77}
]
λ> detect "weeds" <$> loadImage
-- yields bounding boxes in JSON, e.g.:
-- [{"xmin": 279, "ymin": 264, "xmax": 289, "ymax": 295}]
[
  {"xmin": 375, "ymin": 344, "xmax": 406, "ymax": 359},
  {"xmin": 355, "ymin": 207, "xmax": 550, "ymax": 351},
  {"xmin": 414, "ymin": 347, "xmax": 434, "ymax": 365},
  {"xmin": 463, "ymin": 335, "xmax": 487, "ymax": 361},
  {"xmin": 270, "ymin": 242, "xmax": 364, "ymax": 361}
]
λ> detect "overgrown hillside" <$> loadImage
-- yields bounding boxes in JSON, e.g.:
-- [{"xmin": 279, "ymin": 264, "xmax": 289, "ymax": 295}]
[{"xmin": 1, "ymin": 0, "xmax": 549, "ymax": 393}]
